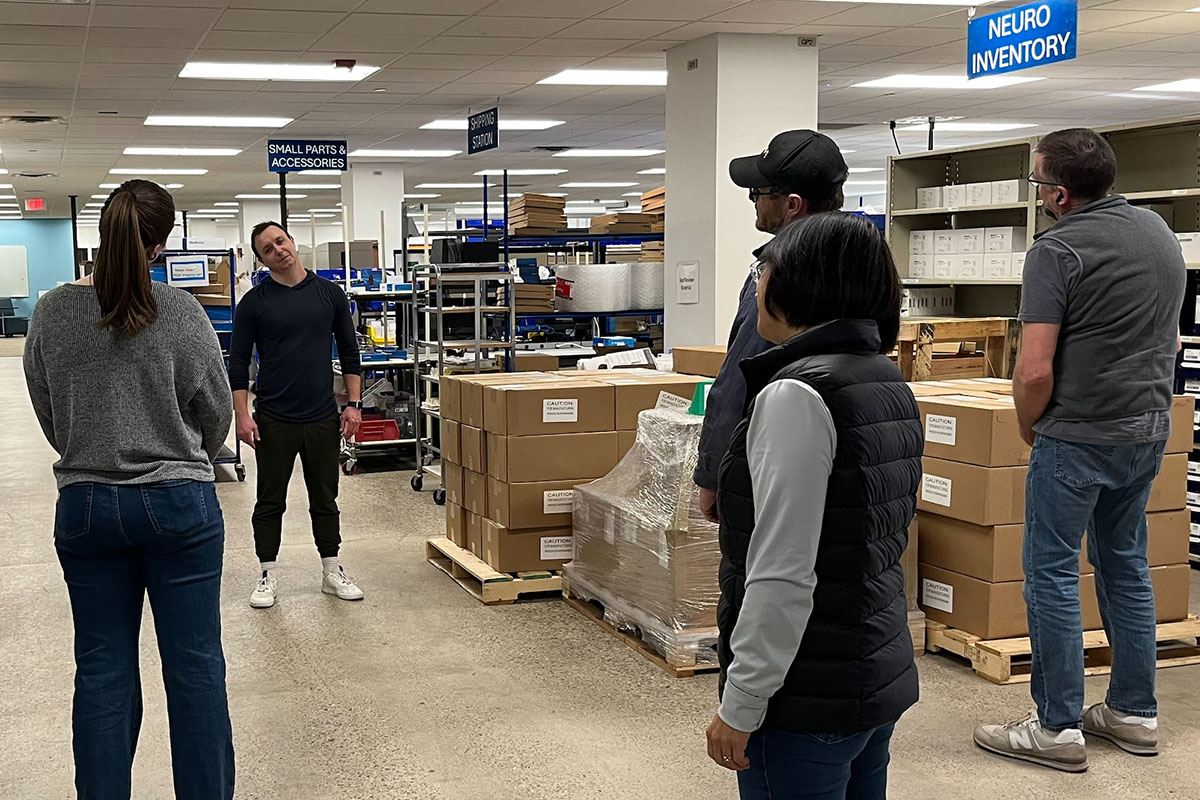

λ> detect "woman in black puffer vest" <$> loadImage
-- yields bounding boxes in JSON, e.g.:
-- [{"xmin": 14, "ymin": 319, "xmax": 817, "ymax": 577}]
[{"xmin": 704, "ymin": 213, "xmax": 924, "ymax": 800}]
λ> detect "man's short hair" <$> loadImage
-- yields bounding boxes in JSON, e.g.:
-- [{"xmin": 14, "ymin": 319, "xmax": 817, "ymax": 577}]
[
  {"xmin": 250, "ymin": 220, "xmax": 291, "ymax": 261},
  {"xmin": 1035, "ymin": 128, "xmax": 1117, "ymax": 203},
  {"xmin": 759, "ymin": 212, "xmax": 901, "ymax": 353}
]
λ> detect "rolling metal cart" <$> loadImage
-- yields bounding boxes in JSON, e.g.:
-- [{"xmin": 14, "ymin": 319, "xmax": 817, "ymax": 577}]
[{"xmin": 408, "ymin": 263, "xmax": 516, "ymax": 505}]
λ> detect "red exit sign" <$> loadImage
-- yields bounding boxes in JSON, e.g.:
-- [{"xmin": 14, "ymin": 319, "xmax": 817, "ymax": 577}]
[{"xmin": 24, "ymin": 198, "xmax": 44, "ymax": 212}]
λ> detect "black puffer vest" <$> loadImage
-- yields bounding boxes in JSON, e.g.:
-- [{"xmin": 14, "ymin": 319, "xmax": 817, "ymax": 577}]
[{"xmin": 716, "ymin": 319, "xmax": 923, "ymax": 733}]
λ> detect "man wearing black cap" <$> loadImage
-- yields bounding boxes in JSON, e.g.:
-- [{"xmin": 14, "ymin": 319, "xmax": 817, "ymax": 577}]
[{"xmin": 694, "ymin": 130, "xmax": 848, "ymax": 523}]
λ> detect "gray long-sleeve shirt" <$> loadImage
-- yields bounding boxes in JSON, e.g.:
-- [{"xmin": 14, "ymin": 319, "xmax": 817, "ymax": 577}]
[
  {"xmin": 718, "ymin": 378, "xmax": 835, "ymax": 733},
  {"xmin": 23, "ymin": 281, "xmax": 233, "ymax": 489}
]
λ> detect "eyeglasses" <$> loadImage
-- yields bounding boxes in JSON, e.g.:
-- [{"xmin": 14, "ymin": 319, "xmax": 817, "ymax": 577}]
[
  {"xmin": 748, "ymin": 188, "xmax": 786, "ymax": 202},
  {"xmin": 751, "ymin": 260, "xmax": 767, "ymax": 282},
  {"xmin": 1027, "ymin": 171, "xmax": 1061, "ymax": 188}
]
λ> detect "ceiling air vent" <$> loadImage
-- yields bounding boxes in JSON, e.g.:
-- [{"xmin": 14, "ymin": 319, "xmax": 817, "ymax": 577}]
[
  {"xmin": 1, "ymin": 115, "xmax": 67, "ymax": 126},
  {"xmin": 532, "ymin": 146, "xmax": 571, "ymax": 153},
  {"xmin": 0, "ymin": 0, "xmax": 89, "ymax": 4},
  {"xmin": 15, "ymin": 172, "xmax": 59, "ymax": 179}
]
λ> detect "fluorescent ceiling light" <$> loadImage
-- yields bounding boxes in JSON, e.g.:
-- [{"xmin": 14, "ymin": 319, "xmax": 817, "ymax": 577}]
[
  {"xmin": 180, "ymin": 62, "xmax": 380, "ymax": 82},
  {"xmin": 403, "ymin": 193, "xmax": 441, "ymax": 199},
  {"xmin": 214, "ymin": 202, "xmax": 240, "ymax": 207},
  {"xmin": 560, "ymin": 182, "xmax": 638, "ymax": 188},
  {"xmin": 349, "ymin": 149, "xmax": 460, "ymax": 158},
  {"xmin": 637, "ymin": 167, "xmax": 665, "ymax": 175},
  {"xmin": 1111, "ymin": 92, "xmax": 1187, "ymax": 100},
  {"xmin": 553, "ymin": 149, "xmax": 663, "ymax": 158},
  {"xmin": 123, "ymin": 147, "xmax": 241, "ymax": 157},
  {"xmin": 145, "ymin": 115, "xmax": 293, "ymax": 128},
  {"xmin": 260, "ymin": 182, "xmax": 340, "ymax": 189},
  {"xmin": 0, "ymin": 183, "xmax": 10, "ymax": 189},
  {"xmin": 423, "ymin": 119, "xmax": 565, "ymax": 131},
  {"xmin": 0, "ymin": 169, "xmax": 7, "ymax": 175},
  {"xmin": 622, "ymin": 192, "xmax": 643, "ymax": 197},
  {"xmin": 0, "ymin": 195, "xmax": 18, "ymax": 200},
  {"xmin": 563, "ymin": 206, "xmax": 610, "ymax": 214},
  {"xmin": 1189, "ymin": 6, "xmax": 1200, "ymax": 9},
  {"xmin": 299, "ymin": 169, "xmax": 342, "ymax": 175},
  {"xmin": 417, "ymin": 182, "xmax": 495, "ymax": 189},
  {"xmin": 897, "ymin": 121, "xmax": 1036, "ymax": 132},
  {"xmin": 854, "ymin": 74, "xmax": 1042, "ymax": 89},
  {"xmin": 305, "ymin": 208, "xmax": 342, "ymax": 212},
  {"xmin": 540, "ymin": 192, "xmax": 569, "ymax": 197},
  {"xmin": 849, "ymin": 168, "xmax": 883, "ymax": 174},
  {"xmin": 190, "ymin": 213, "xmax": 239, "ymax": 218},
  {"xmin": 90, "ymin": 194, "xmax": 109, "ymax": 199},
  {"xmin": 539, "ymin": 69, "xmax": 666, "ymax": 86},
  {"xmin": 331, "ymin": 222, "xmax": 342, "ymax": 226},
  {"xmin": 1134, "ymin": 79, "xmax": 1200, "ymax": 92},
  {"xmin": 236, "ymin": 193, "xmax": 307, "ymax": 199},
  {"xmin": 0, "ymin": 203, "xmax": 19, "ymax": 208},
  {"xmin": 84, "ymin": 202, "xmax": 104, "ymax": 207},
  {"xmin": 312, "ymin": 214, "xmax": 337, "ymax": 218},
  {"xmin": 473, "ymin": 168, "xmax": 566, "ymax": 176},
  {"xmin": 110, "ymin": 168, "xmax": 208, "ymax": 175},
  {"xmin": 194, "ymin": 210, "xmax": 237, "ymax": 215}
]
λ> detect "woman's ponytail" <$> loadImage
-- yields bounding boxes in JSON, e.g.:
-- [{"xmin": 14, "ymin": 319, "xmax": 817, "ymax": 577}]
[{"xmin": 94, "ymin": 179, "xmax": 176, "ymax": 336}]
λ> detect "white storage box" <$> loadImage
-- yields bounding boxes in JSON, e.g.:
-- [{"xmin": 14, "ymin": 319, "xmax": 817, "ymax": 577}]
[
  {"xmin": 1012, "ymin": 251, "xmax": 1028, "ymax": 280},
  {"xmin": 630, "ymin": 262, "xmax": 665, "ymax": 310},
  {"xmin": 958, "ymin": 255, "xmax": 983, "ymax": 280},
  {"xmin": 986, "ymin": 226, "xmax": 1028, "ymax": 253},
  {"xmin": 910, "ymin": 230, "xmax": 933, "ymax": 256},
  {"xmin": 985, "ymin": 253, "xmax": 1013, "ymax": 279},
  {"xmin": 909, "ymin": 256, "xmax": 932, "ymax": 279},
  {"xmin": 958, "ymin": 228, "xmax": 986, "ymax": 254},
  {"xmin": 918, "ymin": 187, "xmax": 944, "ymax": 209},
  {"xmin": 993, "ymin": 180, "xmax": 1023, "ymax": 204},
  {"xmin": 935, "ymin": 231, "xmax": 958, "ymax": 255},
  {"xmin": 934, "ymin": 256, "xmax": 956, "ymax": 280},
  {"xmin": 902, "ymin": 287, "xmax": 956, "ymax": 317},
  {"xmin": 554, "ymin": 263, "xmax": 633, "ymax": 313},
  {"xmin": 944, "ymin": 185, "xmax": 968, "ymax": 208},
  {"xmin": 967, "ymin": 182, "xmax": 994, "ymax": 207},
  {"xmin": 1176, "ymin": 232, "xmax": 1200, "ymax": 264}
]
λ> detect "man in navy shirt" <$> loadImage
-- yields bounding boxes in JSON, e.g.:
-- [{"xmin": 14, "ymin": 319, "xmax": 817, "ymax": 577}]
[
  {"xmin": 230, "ymin": 222, "xmax": 365, "ymax": 608},
  {"xmin": 694, "ymin": 131, "xmax": 849, "ymax": 522}
]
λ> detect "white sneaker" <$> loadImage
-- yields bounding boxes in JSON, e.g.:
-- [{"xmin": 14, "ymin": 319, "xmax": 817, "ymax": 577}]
[
  {"xmin": 974, "ymin": 711, "xmax": 1088, "ymax": 773},
  {"xmin": 322, "ymin": 566, "xmax": 364, "ymax": 601},
  {"xmin": 250, "ymin": 573, "xmax": 277, "ymax": 609}
]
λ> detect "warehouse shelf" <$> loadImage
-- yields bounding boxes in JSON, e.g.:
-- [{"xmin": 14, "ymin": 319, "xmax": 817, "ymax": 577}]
[
  {"xmin": 891, "ymin": 202, "xmax": 1029, "ymax": 217},
  {"xmin": 902, "ymin": 279, "xmax": 1022, "ymax": 286}
]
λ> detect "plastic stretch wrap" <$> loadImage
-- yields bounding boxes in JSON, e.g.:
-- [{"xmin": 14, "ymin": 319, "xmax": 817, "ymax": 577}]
[
  {"xmin": 629, "ymin": 262, "xmax": 664, "ymax": 310},
  {"xmin": 554, "ymin": 263, "xmax": 632, "ymax": 313},
  {"xmin": 568, "ymin": 408, "xmax": 721, "ymax": 660}
]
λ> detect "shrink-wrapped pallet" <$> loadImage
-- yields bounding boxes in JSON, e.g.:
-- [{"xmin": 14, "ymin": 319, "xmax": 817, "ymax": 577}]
[
  {"xmin": 554, "ymin": 263, "xmax": 632, "ymax": 313},
  {"xmin": 629, "ymin": 262, "xmax": 664, "ymax": 311}
]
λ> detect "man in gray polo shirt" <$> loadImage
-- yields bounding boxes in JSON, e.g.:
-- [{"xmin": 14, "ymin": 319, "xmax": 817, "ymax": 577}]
[{"xmin": 975, "ymin": 128, "xmax": 1185, "ymax": 772}]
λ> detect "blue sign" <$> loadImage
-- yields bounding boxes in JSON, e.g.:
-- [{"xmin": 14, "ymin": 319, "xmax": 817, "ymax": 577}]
[
  {"xmin": 267, "ymin": 140, "xmax": 347, "ymax": 173},
  {"xmin": 467, "ymin": 108, "xmax": 499, "ymax": 155},
  {"xmin": 967, "ymin": 0, "xmax": 1077, "ymax": 79}
]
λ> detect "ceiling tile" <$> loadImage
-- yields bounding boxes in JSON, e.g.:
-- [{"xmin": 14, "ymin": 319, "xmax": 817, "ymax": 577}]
[
  {"xmin": 356, "ymin": 0, "xmax": 492, "ymax": 11},
  {"xmin": 0, "ymin": 3, "xmax": 90, "ymax": 25},
  {"xmin": 213, "ymin": 8, "xmax": 343, "ymax": 33},
  {"xmin": 90, "ymin": 5, "xmax": 223, "ymax": 29},
  {"xmin": 708, "ymin": 1, "xmax": 852, "ymax": 25},
  {"xmin": 443, "ymin": 16, "xmax": 577, "ymax": 37},
  {"xmin": 657, "ymin": 21, "xmax": 794, "ymax": 38},
  {"xmin": 87, "ymin": 26, "xmax": 206, "ymax": 49},
  {"xmin": 199, "ymin": 30, "xmax": 322, "ymax": 50},
  {"xmin": 307, "ymin": 32, "xmax": 430, "ymax": 52},
  {"xmin": 392, "ymin": 53, "xmax": 500, "ymax": 70},
  {"xmin": 553, "ymin": 18, "xmax": 686, "ymax": 38},
  {"xmin": 597, "ymin": 0, "xmax": 744, "ymax": 20},
  {"xmin": 325, "ymin": 13, "xmax": 461, "ymax": 37},
  {"xmin": 0, "ymin": 24, "xmax": 87, "ymax": 46},
  {"xmin": 415, "ymin": 36, "xmax": 539, "ymax": 55}
]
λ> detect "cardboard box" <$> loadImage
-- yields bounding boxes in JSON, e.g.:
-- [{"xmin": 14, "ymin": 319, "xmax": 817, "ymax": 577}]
[
  {"xmin": 483, "ymin": 381, "xmax": 615, "ymax": 436},
  {"xmin": 481, "ymin": 519, "xmax": 574, "ymax": 573},
  {"xmin": 514, "ymin": 351, "xmax": 561, "ymax": 372},
  {"xmin": 919, "ymin": 453, "xmax": 1188, "ymax": 525},
  {"xmin": 487, "ymin": 431, "xmax": 618, "ymax": 483},
  {"xmin": 460, "ymin": 425, "xmax": 487, "ymax": 474},
  {"xmin": 985, "ymin": 253, "xmax": 1012, "ymax": 279},
  {"xmin": 439, "ymin": 375, "xmax": 464, "ymax": 422},
  {"xmin": 909, "ymin": 255, "xmax": 932, "ymax": 279},
  {"xmin": 446, "ymin": 502, "xmax": 467, "ymax": 548},
  {"xmin": 957, "ymin": 255, "xmax": 983, "ymax": 280},
  {"xmin": 600, "ymin": 373, "xmax": 706, "ymax": 429},
  {"xmin": 441, "ymin": 419, "xmax": 461, "ymax": 465},
  {"xmin": 917, "ymin": 394, "xmax": 1029, "ymax": 466},
  {"xmin": 1168, "ymin": 395, "xmax": 1196, "ymax": 454},
  {"xmin": 917, "ymin": 187, "xmax": 943, "ymax": 209},
  {"xmin": 986, "ymin": 226, "xmax": 1028, "ymax": 253},
  {"xmin": 464, "ymin": 469, "xmax": 488, "ymax": 516},
  {"xmin": 945, "ymin": 184, "xmax": 968, "ymax": 208},
  {"xmin": 444, "ymin": 462, "xmax": 464, "ymax": 508},
  {"xmin": 452, "ymin": 372, "xmax": 560, "ymax": 429},
  {"xmin": 966, "ymin": 182, "xmax": 994, "ymax": 207},
  {"xmin": 673, "ymin": 345, "xmax": 727, "ymax": 378},
  {"xmin": 467, "ymin": 511, "xmax": 483, "ymax": 557},
  {"xmin": 934, "ymin": 231, "xmax": 957, "ymax": 255},
  {"xmin": 487, "ymin": 477, "xmax": 584, "ymax": 529},
  {"xmin": 958, "ymin": 228, "xmax": 986, "ymax": 254},
  {"xmin": 919, "ymin": 564, "xmax": 1189, "ymax": 639},
  {"xmin": 909, "ymin": 230, "xmax": 933, "ymax": 255},
  {"xmin": 617, "ymin": 430, "xmax": 637, "ymax": 459}
]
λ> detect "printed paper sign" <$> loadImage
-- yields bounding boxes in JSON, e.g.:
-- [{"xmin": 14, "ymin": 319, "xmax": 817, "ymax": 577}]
[
  {"xmin": 1185, "ymin": 349, "xmax": 1200, "ymax": 364},
  {"xmin": 925, "ymin": 414, "xmax": 958, "ymax": 446},
  {"xmin": 543, "ymin": 489, "xmax": 575, "ymax": 514},
  {"xmin": 1190, "ymin": 523, "xmax": 1200, "ymax": 541},
  {"xmin": 542, "ymin": 398, "xmax": 578, "ymax": 423},
  {"xmin": 922, "ymin": 578, "xmax": 954, "ymax": 613},
  {"xmin": 676, "ymin": 261, "xmax": 699, "ymax": 304},
  {"xmin": 539, "ymin": 535, "xmax": 574, "ymax": 560},
  {"xmin": 922, "ymin": 474, "xmax": 953, "ymax": 507},
  {"xmin": 655, "ymin": 391, "xmax": 691, "ymax": 412},
  {"xmin": 165, "ymin": 255, "xmax": 208, "ymax": 287}
]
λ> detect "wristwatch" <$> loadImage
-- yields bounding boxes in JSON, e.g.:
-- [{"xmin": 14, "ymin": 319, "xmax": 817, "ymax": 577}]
[{"xmin": 343, "ymin": 401, "xmax": 363, "ymax": 411}]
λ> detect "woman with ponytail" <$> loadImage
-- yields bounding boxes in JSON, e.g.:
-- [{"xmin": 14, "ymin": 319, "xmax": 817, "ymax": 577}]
[{"xmin": 23, "ymin": 180, "xmax": 236, "ymax": 799}]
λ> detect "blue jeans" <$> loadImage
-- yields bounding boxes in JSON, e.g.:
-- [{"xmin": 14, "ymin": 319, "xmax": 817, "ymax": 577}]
[
  {"xmin": 737, "ymin": 724, "xmax": 895, "ymax": 800},
  {"xmin": 54, "ymin": 480, "xmax": 235, "ymax": 800},
  {"xmin": 1024, "ymin": 435, "xmax": 1165, "ymax": 732}
]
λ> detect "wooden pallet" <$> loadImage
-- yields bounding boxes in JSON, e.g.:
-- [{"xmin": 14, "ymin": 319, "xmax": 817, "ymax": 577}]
[
  {"xmin": 425, "ymin": 537, "xmax": 562, "ymax": 605},
  {"xmin": 895, "ymin": 316, "xmax": 1020, "ymax": 382},
  {"xmin": 562, "ymin": 587, "xmax": 720, "ymax": 678},
  {"xmin": 925, "ymin": 616, "xmax": 1200, "ymax": 685}
]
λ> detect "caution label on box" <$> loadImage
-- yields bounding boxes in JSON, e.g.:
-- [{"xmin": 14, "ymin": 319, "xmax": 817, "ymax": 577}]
[
  {"xmin": 540, "ymin": 535, "xmax": 574, "ymax": 560},
  {"xmin": 542, "ymin": 398, "xmax": 578, "ymax": 423},
  {"xmin": 922, "ymin": 578, "xmax": 954, "ymax": 613},
  {"xmin": 543, "ymin": 489, "xmax": 575, "ymax": 514},
  {"xmin": 925, "ymin": 413, "xmax": 958, "ymax": 446},
  {"xmin": 921, "ymin": 474, "xmax": 953, "ymax": 507}
]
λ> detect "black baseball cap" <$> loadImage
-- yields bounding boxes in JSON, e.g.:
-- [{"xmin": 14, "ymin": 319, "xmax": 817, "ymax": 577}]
[{"xmin": 729, "ymin": 130, "xmax": 848, "ymax": 197}]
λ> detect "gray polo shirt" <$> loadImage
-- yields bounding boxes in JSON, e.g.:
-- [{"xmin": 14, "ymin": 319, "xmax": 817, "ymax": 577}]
[{"xmin": 1019, "ymin": 195, "xmax": 1185, "ymax": 445}]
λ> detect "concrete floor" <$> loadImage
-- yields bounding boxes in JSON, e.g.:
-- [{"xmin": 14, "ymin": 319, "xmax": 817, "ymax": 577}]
[{"xmin": 2, "ymin": 344, "xmax": 1200, "ymax": 800}]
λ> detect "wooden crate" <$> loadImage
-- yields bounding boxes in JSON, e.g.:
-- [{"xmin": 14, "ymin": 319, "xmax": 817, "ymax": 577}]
[
  {"xmin": 895, "ymin": 317, "xmax": 1020, "ymax": 382},
  {"xmin": 425, "ymin": 537, "xmax": 562, "ymax": 605},
  {"xmin": 562, "ymin": 583, "xmax": 719, "ymax": 678},
  {"xmin": 925, "ymin": 616, "xmax": 1200, "ymax": 684}
]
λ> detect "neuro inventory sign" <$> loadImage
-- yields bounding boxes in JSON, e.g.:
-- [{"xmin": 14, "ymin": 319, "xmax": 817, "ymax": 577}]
[{"xmin": 967, "ymin": 0, "xmax": 1077, "ymax": 79}]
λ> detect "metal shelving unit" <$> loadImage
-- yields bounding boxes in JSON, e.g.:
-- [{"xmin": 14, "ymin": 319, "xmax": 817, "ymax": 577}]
[{"xmin": 407, "ymin": 263, "xmax": 516, "ymax": 505}]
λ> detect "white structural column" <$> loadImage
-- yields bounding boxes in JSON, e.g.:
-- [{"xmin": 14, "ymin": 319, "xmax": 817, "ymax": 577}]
[
  {"xmin": 239, "ymin": 198, "xmax": 283, "ymax": 263},
  {"xmin": 664, "ymin": 34, "xmax": 818, "ymax": 349},
  {"xmin": 341, "ymin": 162, "xmax": 405, "ymax": 270}
]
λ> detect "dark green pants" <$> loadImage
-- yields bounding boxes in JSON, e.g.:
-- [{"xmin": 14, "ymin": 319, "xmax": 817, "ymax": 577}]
[{"xmin": 251, "ymin": 412, "xmax": 341, "ymax": 562}]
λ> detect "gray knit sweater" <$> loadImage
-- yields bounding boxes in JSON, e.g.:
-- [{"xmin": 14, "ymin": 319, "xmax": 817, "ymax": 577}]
[{"xmin": 23, "ymin": 281, "xmax": 233, "ymax": 489}]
